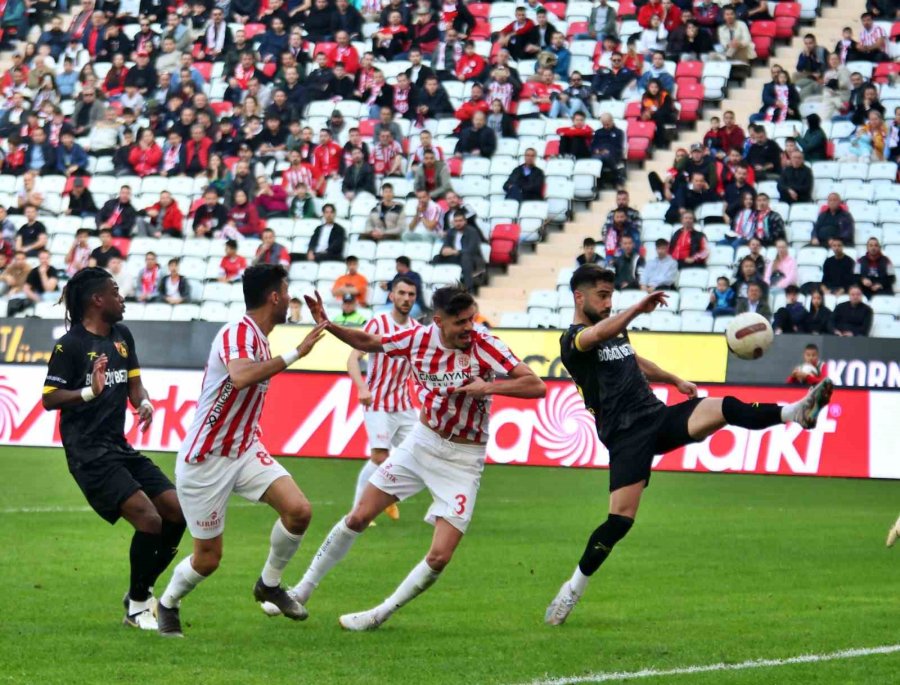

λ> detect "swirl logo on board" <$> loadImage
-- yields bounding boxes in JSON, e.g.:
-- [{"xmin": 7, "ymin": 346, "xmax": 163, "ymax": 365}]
[
  {"xmin": 533, "ymin": 385, "xmax": 605, "ymax": 467},
  {"xmin": 0, "ymin": 377, "xmax": 20, "ymax": 440}
]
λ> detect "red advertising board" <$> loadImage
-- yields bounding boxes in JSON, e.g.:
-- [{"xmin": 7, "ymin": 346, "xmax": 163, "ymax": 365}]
[{"xmin": 0, "ymin": 366, "xmax": 889, "ymax": 479}]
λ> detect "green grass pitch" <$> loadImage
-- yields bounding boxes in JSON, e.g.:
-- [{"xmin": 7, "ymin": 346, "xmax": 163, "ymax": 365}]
[{"xmin": 1, "ymin": 447, "xmax": 898, "ymax": 685}]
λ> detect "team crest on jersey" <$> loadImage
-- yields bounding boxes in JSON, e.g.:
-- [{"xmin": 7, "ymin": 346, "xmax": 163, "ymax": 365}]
[
  {"xmin": 114, "ymin": 341, "xmax": 129, "ymax": 358},
  {"xmin": 457, "ymin": 354, "xmax": 471, "ymax": 369}
]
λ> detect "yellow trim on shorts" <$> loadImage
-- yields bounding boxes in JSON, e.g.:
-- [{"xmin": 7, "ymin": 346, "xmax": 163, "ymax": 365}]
[{"xmin": 128, "ymin": 369, "xmax": 141, "ymax": 378}]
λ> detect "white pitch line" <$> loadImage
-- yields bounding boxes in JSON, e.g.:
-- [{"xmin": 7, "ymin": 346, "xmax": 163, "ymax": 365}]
[{"xmin": 521, "ymin": 644, "xmax": 900, "ymax": 685}]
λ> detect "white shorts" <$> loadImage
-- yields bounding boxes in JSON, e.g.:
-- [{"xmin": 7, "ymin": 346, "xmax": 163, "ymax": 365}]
[
  {"xmin": 363, "ymin": 408, "xmax": 418, "ymax": 451},
  {"xmin": 369, "ymin": 423, "xmax": 485, "ymax": 534},
  {"xmin": 176, "ymin": 440, "xmax": 290, "ymax": 540}
]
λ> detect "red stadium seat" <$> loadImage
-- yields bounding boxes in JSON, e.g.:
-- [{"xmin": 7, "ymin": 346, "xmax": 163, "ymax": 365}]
[
  {"xmin": 193, "ymin": 62, "xmax": 212, "ymax": 83},
  {"xmin": 750, "ymin": 20, "xmax": 776, "ymax": 38},
  {"xmin": 774, "ymin": 16, "xmax": 797, "ymax": 40},
  {"xmin": 210, "ymin": 101, "xmax": 234, "ymax": 116},
  {"xmin": 468, "ymin": 2, "xmax": 490, "ymax": 18},
  {"xmin": 243, "ymin": 23, "xmax": 266, "ymax": 39},
  {"xmin": 519, "ymin": 82, "xmax": 540, "ymax": 99},
  {"xmin": 675, "ymin": 60, "xmax": 703, "ymax": 80},
  {"xmin": 492, "ymin": 223, "xmax": 522, "ymax": 242},
  {"xmin": 675, "ymin": 75, "xmax": 699, "ymax": 91},
  {"xmin": 825, "ymin": 140, "xmax": 835, "ymax": 159},
  {"xmin": 111, "ymin": 238, "xmax": 131, "ymax": 257},
  {"xmin": 446, "ymin": 156, "xmax": 462, "ymax": 177},
  {"xmin": 627, "ymin": 120, "xmax": 656, "ymax": 139},
  {"xmin": 624, "ymin": 101, "xmax": 642, "ymax": 120},
  {"xmin": 543, "ymin": 139, "xmax": 560, "ymax": 158},
  {"xmin": 676, "ymin": 81, "xmax": 704, "ymax": 102},
  {"xmin": 358, "ymin": 119, "xmax": 376, "ymax": 138},
  {"xmin": 313, "ymin": 41, "xmax": 336, "ymax": 58},
  {"xmin": 470, "ymin": 18, "xmax": 491, "ymax": 40},
  {"xmin": 617, "ymin": 0, "xmax": 637, "ymax": 16},
  {"xmin": 543, "ymin": 2, "xmax": 567, "ymax": 19},
  {"xmin": 752, "ymin": 36, "xmax": 773, "ymax": 60},
  {"xmin": 892, "ymin": 22, "xmax": 900, "ymax": 40},
  {"xmin": 676, "ymin": 82, "xmax": 704, "ymax": 122},
  {"xmin": 566, "ymin": 21, "xmax": 588, "ymax": 39},
  {"xmin": 773, "ymin": 2, "xmax": 801, "ymax": 18},
  {"xmin": 626, "ymin": 136, "xmax": 651, "ymax": 162},
  {"xmin": 489, "ymin": 223, "xmax": 522, "ymax": 265},
  {"xmin": 874, "ymin": 62, "xmax": 900, "ymax": 83}
]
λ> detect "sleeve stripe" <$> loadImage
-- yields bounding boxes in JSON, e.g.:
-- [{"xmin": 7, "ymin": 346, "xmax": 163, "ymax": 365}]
[
  {"xmin": 127, "ymin": 369, "xmax": 141, "ymax": 378},
  {"xmin": 42, "ymin": 386, "xmax": 58, "ymax": 395},
  {"xmin": 222, "ymin": 328, "xmax": 232, "ymax": 364},
  {"xmin": 236, "ymin": 323, "xmax": 249, "ymax": 360},
  {"xmin": 574, "ymin": 328, "xmax": 587, "ymax": 353}
]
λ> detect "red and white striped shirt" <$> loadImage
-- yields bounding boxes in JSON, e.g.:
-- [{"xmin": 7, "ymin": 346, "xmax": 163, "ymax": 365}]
[
  {"xmin": 179, "ymin": 316, "xmax": 271, "ymax": 463},
  {"xmin": 371, "ymin": 140, "xmax": 404, "ymax": 175},
  {"xmin": 859, "ymin": 24, "xmax": 886, "ymax": 47},
  {"xmin": 281, "ymin": 163, "xmax": 317, "ymax": 195},
  {"xmin": 381, "ymin": 324, "xmax": 520, "ymax": 443},
  {"xmin": 363, "ymin": 312, "xmax": 421, "ymax": 412}
]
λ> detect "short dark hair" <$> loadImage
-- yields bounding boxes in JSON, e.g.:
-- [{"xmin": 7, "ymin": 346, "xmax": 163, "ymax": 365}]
[
  {"xmin": 225, "ymin": 239, "xmax": 238, "ymax": 249},
  {"xmin": 243, "ymin": 264, "xmax": 288, "ymax": 309},
  {"xmin": 805, "ymin": 343, "xmax": 819, "ymax": 352},
  {"xmin": 785, "ymin": 284, "xmax": 801, "ymax": 295},
  {"xmin": 570, "ymin": 264, "xmax": 614, "ymax": 292},
  {"xmin": 432, "ymin": 285, "xmax": 475, "ymax": 316},
  {"xmin": 582, "ymin": 237, "xmax": 596, "ymax": 247},
  {"xmin": 346, "ymin": 255, "xmax": 358, "ymax": 263},
  {"xmin": 168, "ymin": 258, "xmax": 180, "ymax": 267},
  {"xmin": 393, "ymin": 275, "xmax": 418, "ymax": 292},
  {"xmin": 396, "ymin": 256, "xmax": 411, "ymax": 268},
  {"xmin": 717, "ymin": 276, "xmax": 730, "ymax": 285},
  {"xmin": 655, "ymin": 238, "xmax": 669, "ymax": 248}
]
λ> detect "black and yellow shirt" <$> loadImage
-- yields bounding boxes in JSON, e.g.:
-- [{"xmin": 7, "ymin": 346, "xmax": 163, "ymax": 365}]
[
  {"xmin": 43, "ymin": 323, "xmax": 141, "ymax": 462},
  {"xmin": 559, "ymin": 324, "xmax": 663, "ymax": 443}
]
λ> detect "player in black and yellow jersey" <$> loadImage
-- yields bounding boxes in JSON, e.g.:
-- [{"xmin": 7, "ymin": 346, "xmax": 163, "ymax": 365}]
[
  {"xmin": 544, "ymin": 265, "xmax": 833, "ymax": 625},
  {"xmin": 42, "ymin": 267, "xmax": 185, "ymax": 631}
]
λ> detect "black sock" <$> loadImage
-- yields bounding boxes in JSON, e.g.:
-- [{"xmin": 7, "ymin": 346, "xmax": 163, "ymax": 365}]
[
  {"xmin": 129, "ymin": 531, "xmax": 160, "ymax": 603},
  {"xmin": 148, "ymin": 519, "xmax": 186, "ymax": 588},
  {"xmin": 578, "ymin": 514, "xmax": 634, "ymax": 576},
  {"xmin": 722, "ymin": 396, "xmax": 783, "ymax": 430}
]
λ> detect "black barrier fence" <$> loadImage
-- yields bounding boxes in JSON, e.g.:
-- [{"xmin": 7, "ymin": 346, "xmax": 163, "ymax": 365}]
[{"xmin": 726, "ymin": 334, "xmax": 900, "ymax": 389}]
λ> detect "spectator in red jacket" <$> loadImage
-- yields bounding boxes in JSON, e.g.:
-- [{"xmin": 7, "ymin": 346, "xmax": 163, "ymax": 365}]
[
  {"xmin": 638, "ymin": 0, "xmax": 665, "ymax": 29},
  {"xmin": 184, "ymin": 124, "xmax": 213, "ymax": 177},
  {"xmin": 454, "ymin": 82, "xmax": 490, "ymax": 124},
  {"xmin": 128, "ymin": 129, "xmax": 162, "ymax": 177},
  {"xmin": 327, "ymin": 31, "xmax": 360, "ymax": 74},
  {"xmin": 254, "ymin": 176, "xmax": 290, "ymax": 218},
  {"xmin": 529, "ymin": 67, "xmax": 563, "ymax": 115},
  {"xmin": 139, "ymin": 191, "xmax": 185, "ymax": 238},
  {"xmin": 312, "ymin": 129, "xmax": 343, "ymax": 184},
  {"xmin": 498, "ymin": 7, "xmax": 537, "ymax": 60},
  {"xmin": 102, "ymin": 53, "xmax": 128, "ymax": 100},
  {"xmin": 455, "ymin": 41, "xmax": 488, "ymax": 82},
  {"xmin": 557, "ymin": 112, "xmax": 594, "ymax": 159},
  {"xmin": 662, "ymin": 0, "xmax": 683, "ymax": 31},
  {"xmin": 668, "ymin": 210, "xmax": 710, "ymax": 267},
  {"xmin": 226, "ymin": 189, "xmax": 262, "ymax": 237}
]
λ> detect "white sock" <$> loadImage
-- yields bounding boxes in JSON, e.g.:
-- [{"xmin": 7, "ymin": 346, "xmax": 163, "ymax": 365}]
[
  {"xmin": 293, "ymin": 518, "xmax": 359, "ymax": 603},
  {"xmin": 160, "ymin": 556, "xmax": 206, "ymax": 609},
  {"xmin": 569, "ymin": 567, "xmax": 590, "ymax": 596},
  {"xmin": 128, "ymin": 597, "xmax": 152, "ymax": 615},
  {"xmin": 261, "ymin": 519, "xmax": 304, "ymax": 587},
  {"xmin": 780, "ymin": 399, "xmax": 802, "ymax": 423},
  {"xmin": 376, "ymin": 559, "xmax": 441, "ymax": 618},
  {"xmin": 354, "ymin": 460, "xmax": 379, "ymax": 507}
]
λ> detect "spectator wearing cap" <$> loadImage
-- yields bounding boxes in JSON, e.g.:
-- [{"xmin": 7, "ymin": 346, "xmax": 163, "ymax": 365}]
[
  {"xmin": 856, "ymin": 237, "xmax": 896, "ymax": 297},
  {"xmin": 333, "ymin": 293, "xmax": 368, "ymax": 326},
  {"xmin": 640, "ymin": 238, "xmax": 678, "ymax": 291},
  {"xmin": 812, "ymin": 193, "xmax": 855, "ymax": 246},
  {"xmin": 503, "ymin": 148, "xmax": 545, "ymax": 201},
  {"xmin": 669, "ymin": 210, "xmax": 709, "ymax": 268},
  {"xmin": 830, "ymin": 284, "xmax": 873, "ymax": 336},
  {"xmin": 332, "ymin": 255, "xmax": 369, "ymax": 305}
]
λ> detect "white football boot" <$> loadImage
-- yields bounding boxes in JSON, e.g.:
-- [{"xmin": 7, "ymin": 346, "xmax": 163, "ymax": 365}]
[
  {"xmin": 544, "ymin": 581, "xmax": 581, "ymax": 626},
  {"xmin": 887, "ymin": 514, "xmax": 900, "ymax": 547},
  {"xmin": 338, "ymin": 607, "xmax": 387, "ymax": 631}
]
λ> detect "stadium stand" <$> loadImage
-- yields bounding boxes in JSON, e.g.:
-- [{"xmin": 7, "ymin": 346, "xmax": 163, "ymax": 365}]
[{"xmin": 0, "ymin": 0, "xmax": 897, "ymax": 338}]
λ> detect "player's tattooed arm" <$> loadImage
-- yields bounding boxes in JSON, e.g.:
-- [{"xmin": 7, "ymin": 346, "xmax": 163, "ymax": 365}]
[
  {"xmin": 305, "ymin": 290, "xmax": 384, "ymax": 353},
  {"xmin": 575, "ymin": 291, "xmax": 669, "ymax": 352},
  {"xmin": 636, "ymin": 355, "xmax": 698, "ymax": 397}
]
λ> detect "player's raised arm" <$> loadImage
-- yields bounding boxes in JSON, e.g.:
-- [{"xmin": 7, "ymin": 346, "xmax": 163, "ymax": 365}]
[
  {"xmin": 228, "ymin": 322, "xmax": 327, "ymax": 390},
  {"xmin": 453, "ymin": 362, "xmax": 546, "ymax": 399},
  {"xmin": 305, "ymin": 291, "xmax": 385, "ymax": 353},
  {"xmin": 636, "ymin": 355, "xmax": 697, "ymax": 398}
]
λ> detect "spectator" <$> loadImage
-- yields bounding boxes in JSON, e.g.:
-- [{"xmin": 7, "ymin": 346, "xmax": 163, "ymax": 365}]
[
  {"xmin": 669, "ymin": 211, "xmax": 709, "ymax": 267},
  {"xmin": 637, "ymin": 14, "xmax": 668, "ymax": 57},
  {"xmin": 286, "ymin": 298, "xmax": 306, "ymax": 325},
  {"xmin": 592, "ymin": 52, "xmax": 635, "ymax": 101},
  {"xmin": 612, "ymin": 235, "xmax": 644, "ymax": 290},
  {"xmin": 55, "ymin": 130, "xmax": 89, "ymax": 177},
  {"xmin": 413, "ymin": 150, "xmax": 452, "ymax": 200},
  {"xmin": 138, "ymin": 191, "xmax": 184, "ymax": 238},
  {"xmin": 708, "ymin": 276, "xmax": 737, "ymax": 317},
  {"xmin": 762, "ymin": 70, "xmax": 800, "ymax": 123},
  {"xmin": 786, "ymin": 343, "xmax": 828, "ymax": 384},
  {"xmin": 602, "ymin": 209, "xmax": 641, "ymax": 260},
  {"xmin": 550, "ymin": 72, "xmax": 592, "ymax": 119},
  {"xmin": 96, "ymin": 185, "xmax": 137, "ymax": 238},
  {"xmin": 793, "ymin": 34, "xmax": 829, "ymax": 99},
  {"xmin": 363, "ymin": 184, "xmax": 406, "ymax": 241},
  {"xmin": 804, "ymin": 288, "xmax": 832, "ymax": 333},
  {"xmin": 589, "ymin": 0, "xmax": 619, "ymax": 40},
  {"xmin": 776, "ymin": 150, "xmax": 813, "ymax": 204},
  {"xmin": 765, "ymin": 238, "xmax": 798, "ymax": 290},
  {"xmin": 86, "ymin": 107, "xmax": 120, "ymax": 155},
  {"xmin": 219, "ymin": 240, "xmax": 248, "ymax": 282},
  {"xmin": 0, "ymin": 252, "xmax": 32, "ymax": 304},
  {"xmin": 383, "ymin": 256, "xmax": 426, "ymax": 312},
  {"xmin": 89, "ymin": 229, "xmax": 123, "ymax": 269},
  {"xmin": 577, "ymin": 237, "xmax": 604, "ymax": 267},
  {"xmin": 334, "ymin": 292, "xmax": 369, "ymax": 325},
  {"xmin": 193, "ymin": 189, "xmax": 229, "ymax": 238},
  {"xmin": 455, "ymin": 40, "xmax": 488, "ymax": 82},
  {"xmin": 745, "ymin": 124, "xmax": 783, "ymax": 178},
  {"xmin": 736, "ymin": 282, "xmax": 772, "ymax": 318},
  {"xmin": 556, "ymin": 112, "xmax": 595, "ymax": 159},
  {"xmin": 718, "ymin": 5, "xmax": 756, "ymax": 64},
  {"xmin": 821, "ymin": 237, "xmax": 856, "ymax": 295},
  {"xmin": 668, "ymin": 171, "xmax": 720, "ymax": 223},
  {"xmin": 404, "ymin": 189, "xmax": 444, "ymax": 242},
  {"xmin": 812, "ymin": 193, "xmax": 855, "ymax": 246},
  {"xmin": 830, "ymin": 284, "xmax": 873, "ymax": 336},
  {"xmin": 856, "ymin": 237, "xmax": 895, "ymax": 297},
  {"xmin": 433, "ymin": 210, "xmax": 485, "ymax": 290},
  {"xmin": 65, "ymin": 177, "xmax": 99, "ymax": 218},
  {"xmin": 290, "ymin": 183, "xmax": 318, "ymax": 219},
  {"xmin": 497, "ymin": 7, "xmax": 538, "ymax": 60},
  {"xmin": 65, "ymin": 228, "xmax": 93, "ymax": 277},
  {"xmin": 254, "ymin": 228, "xmax": 291, "ymax": 267},
  {"xmin": 24, "ymin": 128, "xmax": 57, "ymax": 175},
  {"xmin": 796, "ymin": 114, "xmax": 827, "ymax": 162},
  {"xmin": 308, "ymin": 203, "xmax": 347, "ymax": 261},
  {"xmin": 734, "ymin": 253, "xmax": 768, "ymax": 300},
  {"xmin": 773, "ymin": 285, "xmax": 808, "ymax": 334},
  {"xmin": 226, "ymin": 189, "xmax": 262, "ymax": 238},
  {"xmin": 638, "ymin": 51, "xmax": 675, "ymax": 94},
  {"xmin": 503, "ymin": 148, "xmax": 546, "ymax": 201},
  {"xmin": 255, "ymin": 176, "xmax": 290, "ymax": 217},
  {"xmin": 24, "ymin": 249, "xmax": 60, "ymax": 304},
  {"xmin": 856, "ymin": 12, "xmax": 889, "ymax": 62},
  {"xmin": 723, "ymin": 162, "xmax": 757, "ymax": 223},
  {"xmin": 752, "ymin": 193, "xmax": 787, "ymax": 246},
  {"xmin": 332, "ymin": 255, "xmax": 369, "ymax": 305},
  {"xmin": 640, "ymin": 238, "xmax": 678, "ymax": 291},
  {"xmin": 16, "ymin": 205, "xmax": 49, "ymax": 257},
  {"xmin": 605, "ymin": 191, "xmax": 644, "ymax": 235},
  {"xmin": 158, "ymin": 258, "xmax": 190, "ymax": 305},
  {"xmin": 591, "ymin": 114, "xmax": 626, "ymax": 185},
  {"xmin": 373, "ymin": 9, "xmax": 411, "ymax": 61},
  {"xmin": 371, "ymin": 129, "xmax": 405, "ymax": 177},
  {"xmin": 846, "ymin": 110, "xmax": 888, "ymax": 162},
  {"xmin": 455, "ymin": 111, "xmax": 496, "ymax": 158},
  {"xmin": 135, "ymin": 252, "xmax": 161, "ymax": 303},
  {"xmin": 413, "ymin": 76, "xmax": 454, "ymax": 121},
  {"xmin": 341, "ymin": 148, "xmax": 377, "ymax": 200},
  {"xmin": 677, "ymin": 20, "xmax": 714, "ymax": 59}
]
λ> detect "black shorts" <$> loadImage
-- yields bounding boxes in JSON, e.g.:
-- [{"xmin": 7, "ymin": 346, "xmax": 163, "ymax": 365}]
[
  {"xmin": 606, "ymin": 398, "xmax": 704, "ymax": 492},
  {"xmin": 67, "ymin": 450, "xmax": 175, "ymax": 524}
]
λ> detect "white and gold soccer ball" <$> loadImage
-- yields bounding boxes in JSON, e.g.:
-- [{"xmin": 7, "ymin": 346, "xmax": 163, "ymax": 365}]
[{"xmin": 725, "ymin": 313, "xmax": 775, "ymax": 360}]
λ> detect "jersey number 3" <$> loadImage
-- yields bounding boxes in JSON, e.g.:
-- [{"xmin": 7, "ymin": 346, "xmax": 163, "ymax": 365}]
[{"xmin": 454, "ymin": 494, "xmax": 467, "ymax": 516}]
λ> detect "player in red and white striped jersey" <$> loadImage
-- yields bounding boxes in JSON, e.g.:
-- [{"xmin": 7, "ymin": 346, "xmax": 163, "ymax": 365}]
[
  {"xmin": 347, "ymin": 277, "xmax": 421, "ymax": 519},
  {"xmin": 282, "ymin": 286, "xmax": 545, "ymax": 630},
  {"xmin": 156, "ymin": 265, "xmax": 326, "ymax": 638}
]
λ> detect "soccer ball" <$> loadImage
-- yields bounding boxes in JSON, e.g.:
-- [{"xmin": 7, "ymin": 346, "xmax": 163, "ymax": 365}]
[
  {"xmin": 725, "ymin": 313, "xmax": 774, "ymax": 360},
  {"xmin": 798, "ymin": 363, "xmax": 819, "ymax": 376}
]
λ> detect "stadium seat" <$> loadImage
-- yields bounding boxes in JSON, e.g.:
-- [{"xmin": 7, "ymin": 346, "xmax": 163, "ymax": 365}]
[
  {"xmin": 681, "ymin": 311, "xmax": 714, "ymax": 332},
  {"xmin": 712, "ymin": 315, "xmax": 734, "ymax": 333},
  {"xmin": 527, "ymin": 290, "xmax": 559, "ymax": 310},
  {"xmin": 649, "ymin": 311, "xmax": 681, "ymax": 331},
  {"xmin": 678, "ymin": 268, "xmax": 712, "ymax": 289}
]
